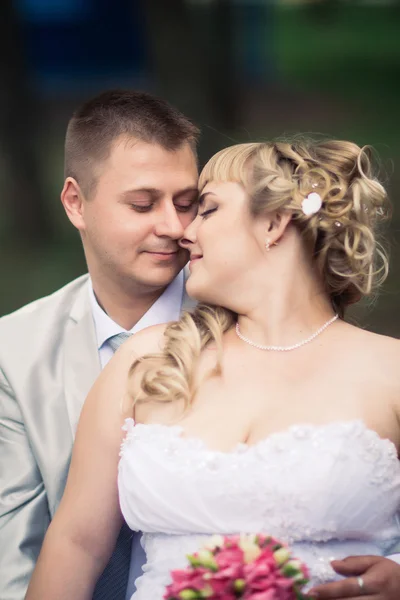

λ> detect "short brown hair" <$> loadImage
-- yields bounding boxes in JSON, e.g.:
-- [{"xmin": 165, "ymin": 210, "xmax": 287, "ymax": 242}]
[{"xmin": 64, "ymin": 89, "xmax": 200, "ymax": 196}]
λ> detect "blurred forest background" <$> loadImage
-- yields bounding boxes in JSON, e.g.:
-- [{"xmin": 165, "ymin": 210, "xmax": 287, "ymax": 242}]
[{"xmin": 1, "ymin": 0, "xmax": 399, "ymax": 334}]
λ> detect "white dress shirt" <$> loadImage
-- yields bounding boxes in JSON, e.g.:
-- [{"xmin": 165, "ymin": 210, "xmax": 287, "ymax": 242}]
[{"xmin": 88, "ymin": 270, "xmax": 184, "ymax": 369}]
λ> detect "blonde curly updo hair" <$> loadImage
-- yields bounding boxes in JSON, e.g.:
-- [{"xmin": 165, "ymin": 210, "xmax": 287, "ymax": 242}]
[{"xmin": 128, "ymin": 139, "xmax": 390, "ymax": 409}]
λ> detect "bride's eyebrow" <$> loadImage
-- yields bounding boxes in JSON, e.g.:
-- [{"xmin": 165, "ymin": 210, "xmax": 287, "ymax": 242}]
[{"xmin": 198, "ymin": 191, "xmax": 217, "ymax": 207}]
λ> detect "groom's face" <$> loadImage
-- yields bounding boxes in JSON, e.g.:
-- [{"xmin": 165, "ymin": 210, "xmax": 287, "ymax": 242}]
[{"xmin": 80, "ymin": 136, "xmax": 199, "ymax": 291}]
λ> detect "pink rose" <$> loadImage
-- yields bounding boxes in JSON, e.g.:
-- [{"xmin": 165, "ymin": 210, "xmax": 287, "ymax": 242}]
[
  {"xmin": 164, "ymin": 567, "xmax": 208, "ymax": 598},
  {"xmin": 215, "ymin": 546, "xmax": 244, "ymax": 569},
  {"xmin": 214, "ymin": 548, "xmax": 244, "ymax": 581},
  {"xmin": 208, "ymin": 590, "xmax": 237, "ymax": 600},
  {"xmin": 244, "ymin": 591, "xmax": 277, "ymax": 600},
  {"xmin": 244, "ymin": 556, "xmax": 275, "ymax": 580},
  {"xmin": 206, "ymin": 577, "xmax": 229, "ymax": 596},
  {"xmin": 243, "ymin": 552, "xmax": 296, "ymax": 599}
]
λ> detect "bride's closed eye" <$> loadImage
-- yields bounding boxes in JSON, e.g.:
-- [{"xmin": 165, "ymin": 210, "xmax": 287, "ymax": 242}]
[{"xmin": 199, "ymin": 207, "xmax": 218, "ymax": 219}]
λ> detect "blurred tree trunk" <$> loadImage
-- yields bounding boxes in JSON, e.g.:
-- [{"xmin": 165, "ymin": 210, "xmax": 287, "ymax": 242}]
[
  {"xmin": 139, "ymin": 0, "xmax": 237, "ymax": 164},
  {"xmin": 0, "ymin": 0, "xmax": 51, "ymax": 245}
]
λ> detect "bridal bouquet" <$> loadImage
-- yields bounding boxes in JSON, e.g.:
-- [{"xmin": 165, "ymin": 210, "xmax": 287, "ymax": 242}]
[{"xmin": 164, "ymin": 534, "xmax": 309, "ymax": 600}]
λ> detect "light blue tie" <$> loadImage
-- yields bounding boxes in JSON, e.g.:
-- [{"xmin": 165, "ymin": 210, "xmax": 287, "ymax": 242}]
[
  {"xmin": 93, "ymin": 332, "xmax": 133, "ymax": 600},
  {"xmin": 107, "ymin": 331, "xmax": 132, "ymax": 353}
]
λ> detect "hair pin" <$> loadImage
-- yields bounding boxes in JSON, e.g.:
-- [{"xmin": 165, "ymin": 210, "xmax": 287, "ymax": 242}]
[{"xmin": 301, "ymin": 192, "xmax": 322, "ymax": 216}]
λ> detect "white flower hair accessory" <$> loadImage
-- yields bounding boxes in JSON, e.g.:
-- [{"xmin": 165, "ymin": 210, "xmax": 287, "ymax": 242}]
[{"xmin": 301, "ymin": 192, "xmax": 322, "ymax": 216}]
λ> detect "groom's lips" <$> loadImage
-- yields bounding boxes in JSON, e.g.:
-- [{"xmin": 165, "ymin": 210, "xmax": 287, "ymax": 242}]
[{"xmin": 146, "ymin": 250, "xmax": 179, "ymax": 261}]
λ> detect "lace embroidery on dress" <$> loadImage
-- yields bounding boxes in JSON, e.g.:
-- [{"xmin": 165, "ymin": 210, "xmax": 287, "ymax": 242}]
[{"xmin": 119, "ymin": 417, "xmax": 136, "ymax": 457}]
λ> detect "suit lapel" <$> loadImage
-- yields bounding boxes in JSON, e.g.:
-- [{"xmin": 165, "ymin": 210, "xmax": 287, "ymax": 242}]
[{"xmin": 63, "ymin": 283, "xmax": 101, "ymax": 436}]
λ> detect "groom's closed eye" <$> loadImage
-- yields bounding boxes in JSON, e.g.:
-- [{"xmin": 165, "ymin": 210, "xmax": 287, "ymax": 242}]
[
  {"xmin": 173, "ymin": 190, "xmax": 199, "ymax": 213},
  {"xmin": 120, "ymin": 188, "xmax": 159, "ymax": 212},
  {"xmin": 174, "ymin": 199, "xmax": 199, "ymax": 213},
  {"xmin": 129, "ymin": 197, "xmax": 155, "ymax": 213},
  {"xmin": 131, "ymin": 204, "xmax": 154, "ymax": 213}
]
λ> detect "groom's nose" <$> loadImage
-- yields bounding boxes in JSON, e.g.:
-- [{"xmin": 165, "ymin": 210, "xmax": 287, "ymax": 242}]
[{"xmin": 154, "ymin": 200, "xmax": 185, "ymax": 239}]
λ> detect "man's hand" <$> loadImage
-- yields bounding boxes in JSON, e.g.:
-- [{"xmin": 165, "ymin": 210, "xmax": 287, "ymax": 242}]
[{"xmin": 307, "ymin": 555, "xmax": 400, "ymax": 599}]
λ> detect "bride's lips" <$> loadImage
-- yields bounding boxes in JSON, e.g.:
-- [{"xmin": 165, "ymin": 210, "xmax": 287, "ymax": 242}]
[{"xmin": 189, "ymin": 254, "xmax": 203, "ymax": 270}]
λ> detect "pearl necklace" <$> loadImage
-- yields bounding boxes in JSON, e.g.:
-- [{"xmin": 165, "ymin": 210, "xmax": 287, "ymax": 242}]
[{"xmin": 235, "ymin": 314, "xmax": 339, "ymax": 352}]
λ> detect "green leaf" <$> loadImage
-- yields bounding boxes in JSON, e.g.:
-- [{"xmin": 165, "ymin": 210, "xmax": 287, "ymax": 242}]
[{"xmin": 282, "ymin": 564, "xmax": 301, "ymax": 578}]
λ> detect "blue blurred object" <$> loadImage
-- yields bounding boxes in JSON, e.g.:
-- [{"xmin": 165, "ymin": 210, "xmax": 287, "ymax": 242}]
[
  {"xmin": 14, "ymin": 0, "xmax": 148, "ymax": 91},
  {"xmin": 16, "ymin": 0, "xmax": 92, "ymax": 22}
]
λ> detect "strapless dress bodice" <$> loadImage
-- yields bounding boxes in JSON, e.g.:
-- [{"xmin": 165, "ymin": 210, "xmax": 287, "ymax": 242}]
[{"xmin": 118, "ymin": 419, "xmax": 400, "ymax": 598}]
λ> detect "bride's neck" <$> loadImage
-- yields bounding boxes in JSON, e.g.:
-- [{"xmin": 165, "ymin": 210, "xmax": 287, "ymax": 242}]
[{"xmin": 237, "ymin": 258, "xmax": 335, "ymax": 348}]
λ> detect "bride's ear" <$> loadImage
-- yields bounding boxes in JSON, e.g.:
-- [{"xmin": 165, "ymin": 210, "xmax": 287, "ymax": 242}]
[{"xmin": 255, "ymin": 210, "xmax": 292, "ymax": 251}]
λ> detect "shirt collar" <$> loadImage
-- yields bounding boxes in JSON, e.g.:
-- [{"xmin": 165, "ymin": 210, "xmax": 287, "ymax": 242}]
[{"xmin": 88, "ymin": 270, "xmax": 184, "ymax": 351}]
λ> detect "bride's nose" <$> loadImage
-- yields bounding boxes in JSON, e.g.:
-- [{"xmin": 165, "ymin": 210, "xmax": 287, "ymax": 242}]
[{"xmin": 179, "ymin": 219, "xmax": 198, "ymax": 249}]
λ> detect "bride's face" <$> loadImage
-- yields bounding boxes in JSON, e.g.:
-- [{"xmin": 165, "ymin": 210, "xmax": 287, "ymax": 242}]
[{"xmin": 180, "ymin": 181, "xmax": 265, "ymax": 307}]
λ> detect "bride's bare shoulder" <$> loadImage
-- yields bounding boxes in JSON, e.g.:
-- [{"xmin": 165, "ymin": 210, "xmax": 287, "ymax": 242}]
[
  {"xmin": 359, "ymin": 330, "xmax": 400, "ymax": 418},
  {"xmin": 95, "ymin": 323, "xmax": 170, "ymax": 393},
  {"xmin": 353, "ymin": 325, "xmax": 399, "ymax": 351},
  {"xmin": 119, "ymin": 323, "xmax": 170, "ymax": 361},
  {"xmin": 345, "ymin": 322, "xmax": 400, "ymax": 376}
]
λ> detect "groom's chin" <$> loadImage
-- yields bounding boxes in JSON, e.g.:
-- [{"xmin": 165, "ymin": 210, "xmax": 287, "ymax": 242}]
[{"xmin": 134, "ymin": 252, "xmax": 187, "ymax": 284}]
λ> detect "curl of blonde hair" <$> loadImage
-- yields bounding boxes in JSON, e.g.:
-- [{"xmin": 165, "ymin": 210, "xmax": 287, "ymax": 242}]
[{"xmin": 128, "ymin": 139, "xmax": 390, "ymax": 410}]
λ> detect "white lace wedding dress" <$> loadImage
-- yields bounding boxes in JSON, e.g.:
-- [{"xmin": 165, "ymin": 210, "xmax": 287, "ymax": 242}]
[{"xmin": 118, "ymin": 418, "xmax": 400, "ymax": 598}]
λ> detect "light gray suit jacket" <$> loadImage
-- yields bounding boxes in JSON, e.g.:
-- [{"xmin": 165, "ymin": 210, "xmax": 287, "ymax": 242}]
[{"xmin": 0, "ymin": 273, "xmax": 195, "ymax": 600}]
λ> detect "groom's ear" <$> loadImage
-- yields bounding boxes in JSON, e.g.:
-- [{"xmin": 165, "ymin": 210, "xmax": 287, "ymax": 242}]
[{"xmin": 61, "ymin": 177, "xmax": 87, "ymax": 232}]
